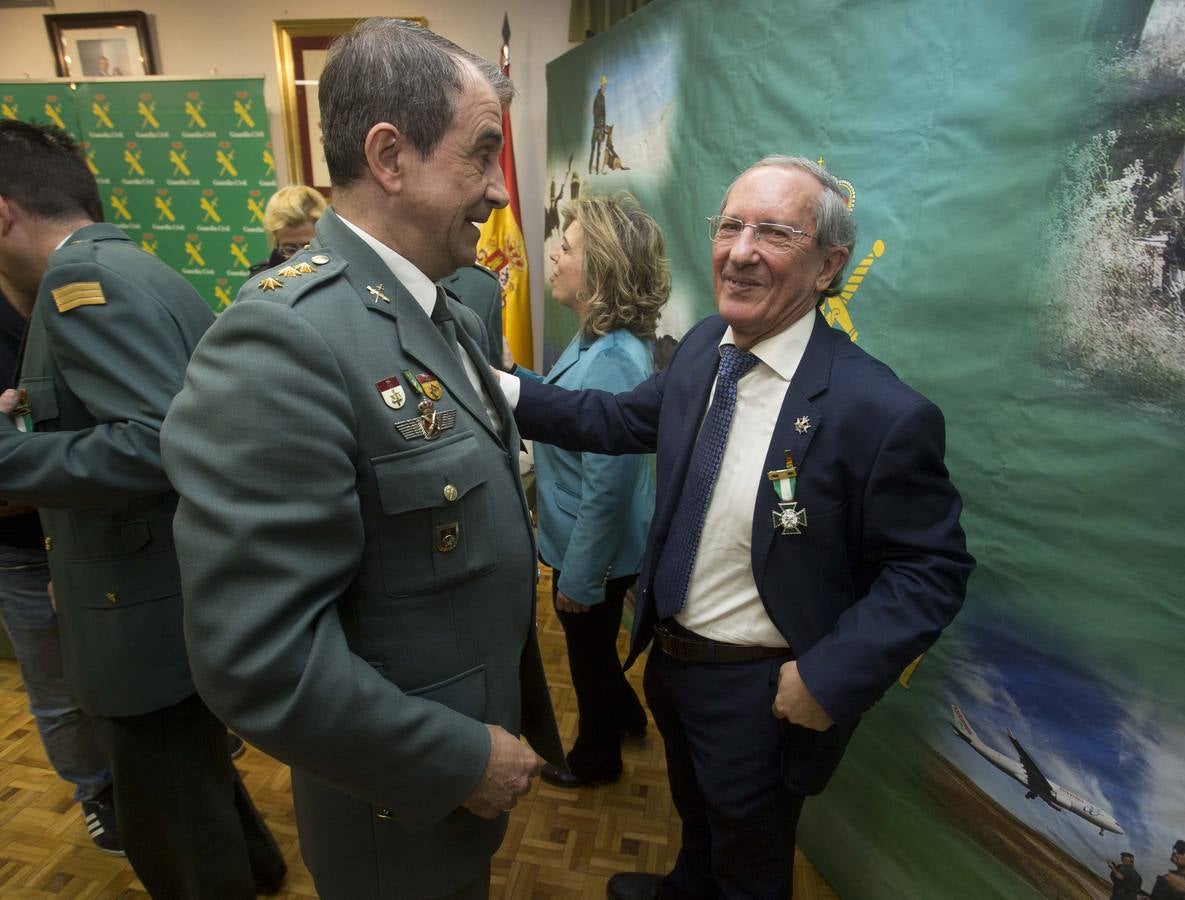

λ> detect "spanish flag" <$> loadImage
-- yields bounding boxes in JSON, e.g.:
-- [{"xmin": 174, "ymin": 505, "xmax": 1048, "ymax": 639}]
[{"xmin": 477, "ymin": 15, "xmax": 533, "ymax": 369}]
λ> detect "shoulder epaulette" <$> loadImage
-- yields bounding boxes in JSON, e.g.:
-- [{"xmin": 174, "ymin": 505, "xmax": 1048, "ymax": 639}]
[
  {"xmin": 236, "ymin": 251, "xmax": 345, "ymax": 306},
  {"xmin": 51, "ymin": 281, "xmax": 106, "ymax": 314}
]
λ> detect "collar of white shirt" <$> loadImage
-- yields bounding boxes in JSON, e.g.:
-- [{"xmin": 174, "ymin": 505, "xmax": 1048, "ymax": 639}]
[
  {"xmin": 718, "ymin": 307, "xmax": 815, "ymax": 383},
  {"xmin": 337, "ymin": 214, "xmax": 437, "ymax": 317}
]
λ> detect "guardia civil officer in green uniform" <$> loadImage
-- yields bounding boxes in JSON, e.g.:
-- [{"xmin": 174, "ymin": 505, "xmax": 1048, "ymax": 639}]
[
  {"xmin": 161, "ymin": 19, "xmax": 563, "ymax": 900},
  {"xmin": 0, "ymin": 121, "xmax": 285, "ymax": 899}
]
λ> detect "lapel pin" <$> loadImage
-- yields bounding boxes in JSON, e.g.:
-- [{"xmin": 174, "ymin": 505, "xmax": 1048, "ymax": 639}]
[
  {"xmin": 794, "ymin": 415, "xmax": 811, "ymax": 434},
  {"xmin": 367, "ymin": 283, "xmax": 391, "ymax": 304},
  {"xmin": 416, "ymin": 372, "xmax": 443, "ymax": 401},
  {"xmin": 375, "ymin": 376, "xmax": 405, "ymax": 410},
  {"xmin": 402, "ymin": 369, "xmax": 425, "ymax": 397}
]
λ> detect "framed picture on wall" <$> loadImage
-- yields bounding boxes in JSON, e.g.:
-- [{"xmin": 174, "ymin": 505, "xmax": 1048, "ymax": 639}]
[
  {"xmin": 272, "ymin": 17, "xmax": 427, "ymax": 195},
  {"xmin": 45, "ymin": 11, "xmax": 158, "ymax": 78}
]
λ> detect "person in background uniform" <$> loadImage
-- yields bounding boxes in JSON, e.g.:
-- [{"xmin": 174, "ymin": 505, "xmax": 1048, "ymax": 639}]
[
  {"xmin": 514, "ymin": 194, "xmax": 668, "ymax": 788},
  {"xmin": 1108, "ymin": 851, "xmax": 1142, "ymax": 900},
  {"xmin": 0, "ymin": 120, "xmax": 285, "ymax": 899},
  {"xmin": 160, "ymin": 18, "xmax": 563, "ymax": 900},
  {"xmin": 498, "ymin": 156, "xmax": 974, "ymax": 899},
  {"xmin": 441, "ymin": 264, "xmax": 502, "ymax": 366},
  {"xmin": 589, "ymin": 76, "xmax": 607, "ymax": 175},
  {"xmin": 250, "ymin": 184, "xmax": 328, "ymax": 275},
  {"xmin": 0, "ymin": 284, "xmax": 121, "ymax": 856}
]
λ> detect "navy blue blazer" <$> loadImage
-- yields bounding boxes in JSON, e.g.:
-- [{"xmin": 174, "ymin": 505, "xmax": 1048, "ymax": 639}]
[{"xmin": 515, "ymin": 311, "xmax": 974, "ymax": 792}]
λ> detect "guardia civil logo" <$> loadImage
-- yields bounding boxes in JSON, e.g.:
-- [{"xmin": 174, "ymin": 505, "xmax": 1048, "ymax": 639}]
[
  {"xmin": 110, "ymin": 188, "xmax": 132, "ymax": 222},
  {"xmin": 43, "ymin": 95, "xmax": 68, "ymax": 131}
]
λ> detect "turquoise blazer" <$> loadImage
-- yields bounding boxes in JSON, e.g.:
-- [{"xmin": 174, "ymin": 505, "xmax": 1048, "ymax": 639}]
[{"xmin": 524, "ymin": 328, "xmax": 654, "ymax": 604}]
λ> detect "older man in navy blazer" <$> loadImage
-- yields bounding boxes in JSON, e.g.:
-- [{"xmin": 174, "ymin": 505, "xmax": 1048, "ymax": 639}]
[{"xmin": 500, "ymin": 156, "xmax": 974, "ymax": 899}]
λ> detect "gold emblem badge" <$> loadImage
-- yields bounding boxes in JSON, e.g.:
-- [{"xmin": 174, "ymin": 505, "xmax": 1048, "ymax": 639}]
[
  {"xmin": 416, "ymin": 373, "xmax": 443, "ymax": 401},
  {"xmin": 258, "ymin": 276, "xmax": 284, "ymax": 292},
  {"xmin": 435, "ymin": 522, "xmax": 460, "ymax": 553}
]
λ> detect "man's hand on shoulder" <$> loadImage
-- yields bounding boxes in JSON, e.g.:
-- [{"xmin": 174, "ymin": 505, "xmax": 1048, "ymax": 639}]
[
  {"xmin": 462, "ymin": 724, "xmax": 543, "ymax": 819},
  {"xmin": 773, "ymin": 660, "xmax": 834, "ymax": 731}
]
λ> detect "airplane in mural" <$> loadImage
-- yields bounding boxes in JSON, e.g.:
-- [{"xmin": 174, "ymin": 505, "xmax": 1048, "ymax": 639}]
[{"xmin": 949, "ymin": 704, "xmax": 1124, "ymax": 837}]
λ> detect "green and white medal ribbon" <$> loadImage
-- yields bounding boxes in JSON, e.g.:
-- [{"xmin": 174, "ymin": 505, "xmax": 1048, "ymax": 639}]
[{"xmin": 768, "ymin": 452, "xmax": 807, "ymax": 535}]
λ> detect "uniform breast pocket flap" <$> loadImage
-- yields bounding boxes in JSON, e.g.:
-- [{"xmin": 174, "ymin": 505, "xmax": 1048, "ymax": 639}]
[
  {"xmin": 371, "ymin": 431, "xmax": 498, "ymax": 597},
  {"xmin": 18, "ymin": 376, "xmax": 60, "ymax": 425}
]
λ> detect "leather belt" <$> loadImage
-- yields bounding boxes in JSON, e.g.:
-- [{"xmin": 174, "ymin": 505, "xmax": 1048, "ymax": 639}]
[{"xmin": 653, "ymin": 623, "xmax": 793, "ymax": 664}]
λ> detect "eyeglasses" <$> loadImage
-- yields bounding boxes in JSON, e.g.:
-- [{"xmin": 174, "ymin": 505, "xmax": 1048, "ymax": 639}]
[
  {"xmin": 276, "ymin": 243, "xmax": 304, "ymax": 259},
  {"xmin": 706, "ymin": 215, "xmax": 813, "ymax": 253}
]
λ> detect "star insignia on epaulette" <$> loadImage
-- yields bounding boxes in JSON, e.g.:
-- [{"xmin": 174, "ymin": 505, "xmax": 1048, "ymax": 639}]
[
  {"xmin": 277, "ymin": 265, "xmax": 302, "ymax": 278},
  {"xmin": 293, "ymin": 262, "xmax": 315, "ymax": 274},
  {"xmin": 259, "ymin": 276, "xmax": 284, "ymax": 292}
]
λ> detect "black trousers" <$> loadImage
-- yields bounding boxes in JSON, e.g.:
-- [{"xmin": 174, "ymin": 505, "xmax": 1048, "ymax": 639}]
[
  {"xmin": 552, "ymin": 569, "xmax": 647, "ymax": 777},
  {"xmin": 644, "ymin": 645, "xmax": 804, "ymax": 899},
  {"xmin": 91, "ymin": 692, "xmax": 285, "ymax": 899}
]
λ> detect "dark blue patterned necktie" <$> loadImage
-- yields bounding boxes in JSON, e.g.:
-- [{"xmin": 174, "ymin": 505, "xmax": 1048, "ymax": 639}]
[{"xmin": 653, "ymin": 344, "xmax": 761, "ymax": 619}]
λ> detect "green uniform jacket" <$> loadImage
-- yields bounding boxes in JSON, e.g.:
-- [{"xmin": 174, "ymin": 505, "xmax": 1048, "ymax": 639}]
[
  {"xmin": 0, "ymin": 223, "xmax": 214, "ymax": 717},
  {"xmin": 160, "ymin": 209, "xmax": 563, "ymax": 900}
]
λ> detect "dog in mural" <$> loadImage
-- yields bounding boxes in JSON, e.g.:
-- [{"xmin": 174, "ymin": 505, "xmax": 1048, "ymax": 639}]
[{"xmin": 603, "ymin": 125, "xmax": 630, "ymax": 172}]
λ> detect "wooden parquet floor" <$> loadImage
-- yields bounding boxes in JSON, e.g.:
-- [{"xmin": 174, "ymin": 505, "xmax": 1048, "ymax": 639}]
[{"xmin": 0, "ymin": 568, "xmax": 838, "ymax": 899}]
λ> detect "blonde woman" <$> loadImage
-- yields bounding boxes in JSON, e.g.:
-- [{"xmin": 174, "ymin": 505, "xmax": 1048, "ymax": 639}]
[
  {"xmin": 517, "ymin": 193, "xmax": 670, "ymax": 787},
  {"xmin": 249, "ymin": 185, "xmax": 327, "ymax": 274}
]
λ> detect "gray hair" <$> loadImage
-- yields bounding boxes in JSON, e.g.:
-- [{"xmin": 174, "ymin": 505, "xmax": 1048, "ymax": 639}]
[
  {"xmin": 319, "ymin": 18, "xmax": 512, "ymax": 187},
  {"xmin": 721, "ymin": 155, "xmax": 856, "ymax": 295}
]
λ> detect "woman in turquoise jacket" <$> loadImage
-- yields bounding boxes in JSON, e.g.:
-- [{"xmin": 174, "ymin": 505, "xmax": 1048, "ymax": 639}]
[{"xmin": 519, "ymin": 194, "xmax": 670, "ymax": 787}]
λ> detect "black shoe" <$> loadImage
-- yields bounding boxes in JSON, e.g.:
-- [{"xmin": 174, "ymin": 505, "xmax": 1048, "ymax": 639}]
[
  {"xmin": 228, "ymin": 732, "xmax": 246, "ymax": 760},
  {"xmin": 607, "ymin": 872, "xmax": 664, "ymax": 900},
  {"xmin": 540, "ymin": 762, "xmax": 621, "ymax": 788},
  {"xmin": 81, "ymin": 789, "xmax": 125, "ymax": 857}
]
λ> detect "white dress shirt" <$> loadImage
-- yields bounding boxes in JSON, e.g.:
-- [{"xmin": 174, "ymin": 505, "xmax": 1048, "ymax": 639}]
[
  {"xmin": 677, "ymin": 311, "xmax": 813, "ymax": 646},
  {"xmin": 496, "ymin": 310, "xmax": 814, "ymax": 645},
  {"xmin": 338, "ymin": 215, "xmax": 502, "ymax": 431}
]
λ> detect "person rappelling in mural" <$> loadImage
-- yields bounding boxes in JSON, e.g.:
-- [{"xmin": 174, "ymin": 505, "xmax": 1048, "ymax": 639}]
[{"xmin": 589, "ymin": 75, "xmax": 606, "ymax": 174}]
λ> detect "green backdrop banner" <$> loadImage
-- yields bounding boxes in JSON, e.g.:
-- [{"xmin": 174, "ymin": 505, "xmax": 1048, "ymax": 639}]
[
  {"xmin": 1, "ymin": 78, "xmax": 275, "ymax": 312},
  {"xmin": 545, "ymin": 1, "xmax": 1183, "ymax": 898}
]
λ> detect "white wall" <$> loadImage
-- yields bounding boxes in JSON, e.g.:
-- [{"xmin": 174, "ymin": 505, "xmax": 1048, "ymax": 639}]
[{"xmin": 0, "ymin": 0, "xmax": 575, "ymax": 361}]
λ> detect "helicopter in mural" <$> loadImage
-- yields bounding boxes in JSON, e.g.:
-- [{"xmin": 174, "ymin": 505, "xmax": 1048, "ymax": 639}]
[{"xmin": 950, "ymin": 704, "xmax": 1124, "ymax": 837}]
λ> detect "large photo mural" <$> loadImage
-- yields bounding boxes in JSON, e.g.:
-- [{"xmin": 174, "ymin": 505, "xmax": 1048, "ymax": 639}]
[{"xmin": 545, "ymin": 1, "xmax": 1184, "ymax": 897}]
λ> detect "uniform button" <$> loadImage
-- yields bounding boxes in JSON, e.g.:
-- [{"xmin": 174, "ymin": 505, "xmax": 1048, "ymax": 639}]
[
  {"xmin": 105, "ymin": 592, "xmax": 118, "ymax": 605},
  {"xmin": 442, "ymin": 484, "xmax": 459, "ymax": 502},
  {"xmin": 310, "ymin": 254, "xmax": 330, "ymax": 265},
  {"xmin": 376, "ymin": 808, "xmax": 394, "ymax": 820}
]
